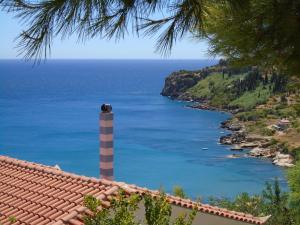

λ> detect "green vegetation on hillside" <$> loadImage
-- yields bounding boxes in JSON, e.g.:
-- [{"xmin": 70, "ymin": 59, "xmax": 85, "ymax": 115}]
[
  {"xmin": 185, "ymin": 71, "xmax": 278, "ymax": 110},
  {"xmin": 229, "ymin": 85, "xmax": 271, "ymax": 110},
  {"xmin": 186, "ymin": 73, "xmax": 243, "ymax": 108},
  {"xmin": 176, "ymin": 65, "xmax": 300, "ymax": 150}
]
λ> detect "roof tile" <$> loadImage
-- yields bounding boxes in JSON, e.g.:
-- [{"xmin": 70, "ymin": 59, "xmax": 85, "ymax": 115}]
[{"xmin": 0, "ymin": 155, "xmax": 268, "ymax": 225}]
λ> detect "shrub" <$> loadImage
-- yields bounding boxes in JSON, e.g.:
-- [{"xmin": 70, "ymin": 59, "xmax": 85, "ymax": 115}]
[
  {"xmin": 291, "ymin": 120, "xmax": 300, "ymax": 128},
  {"xmin": 173, "ymin": 186, "xmax": 187, "ymax": 199},
  {"xmin": 290, "ymin": 148, "xmax": 300, "ymax": 162},
  {"xmin": 83, "ymin": 190, "xmax": 196, "ymax": 225},
  {"xmin": 236, "ymin": 112, "xmax": 259, "ymax": 121},
  {"xmin": 278, "ymin": 142, "xmax": 290, "ymax": 154},
  {"xmin": 260, "ymin": 128, "xmax": 276, "ymax": 136},
  {"xmin": 287, "ymin": 161, "xmax": 300, "ymax": 224},
  {"xmin": 269, "ymin": 138, "xmax": 279, "ymax": 146},
  {"xmin": 293, "ymin": 104, "xmax": 300, "ymax": 116},
  {"xmin": 209, "ymin": 180, "xmax": 294, "ymax": 225}
]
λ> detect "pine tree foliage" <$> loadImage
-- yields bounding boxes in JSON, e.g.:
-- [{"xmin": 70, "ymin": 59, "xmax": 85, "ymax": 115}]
[
  {"xmin": 1, "ymin": 0, "xmax": 300, "ymax": 74},
  {"xmin": 209, "ymin": 180, "xmax": 294, "ymax": 225},
  {"xmin": 1, "ymin": 0, "xmax": 299, "ymax": 75},
  {"xmin": 202, "ymin": 0, "xmax": 300, "ymax": 75},
  {"xmin": 262, "ymin": 180, "xmax": 293, "ymax": 225},
  {"xmin": 0, "ymin": 2, "xmax": 258, "ymax": 58},
  {"xmin": 0, "ymin": 0, "xmax": 210, "ymax": 59}
]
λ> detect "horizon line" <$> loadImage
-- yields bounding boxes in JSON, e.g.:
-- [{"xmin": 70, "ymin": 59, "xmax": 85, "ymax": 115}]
[{"xmin": 0, "ymin": 58, "xmax": 218, "ymax": 60}]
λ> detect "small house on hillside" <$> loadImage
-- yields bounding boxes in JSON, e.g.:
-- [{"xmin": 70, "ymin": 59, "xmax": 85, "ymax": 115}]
[
  {"xmin": 277, "ymin": 118, "xmax": 291, "ymax": 130},
  {"xmin": 0, "ymin": 156, "xmax": 269, "ymax": 225},
  {"xmin": 272, "ymin": 119, "xmax": 291, "ymax": 131}
]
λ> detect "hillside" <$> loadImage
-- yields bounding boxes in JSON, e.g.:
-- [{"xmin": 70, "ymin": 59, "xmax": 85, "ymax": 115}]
[{"xmin": 162, "ymin": 64, "xmax": 300, "ymax": 165}]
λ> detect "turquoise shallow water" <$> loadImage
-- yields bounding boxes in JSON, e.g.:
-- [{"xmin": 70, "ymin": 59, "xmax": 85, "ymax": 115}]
[{"xmin": 0, "ymin": 59, "xmax": 287, "ymax": 199}]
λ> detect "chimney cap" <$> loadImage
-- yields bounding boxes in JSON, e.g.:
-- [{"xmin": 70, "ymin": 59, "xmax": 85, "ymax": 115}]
[{"xmin": 101, "ymin": 104, "xmax": 112, "ymax": 113}]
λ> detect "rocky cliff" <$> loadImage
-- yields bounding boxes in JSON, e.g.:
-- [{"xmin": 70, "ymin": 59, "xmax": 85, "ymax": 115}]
[
  {"xmin": 160, "ymin": 70, "xmax": 202, "ymax": 98},
  {"xmin": 160, "ymin": 64, "xmax": 231, "ymax": 99}
]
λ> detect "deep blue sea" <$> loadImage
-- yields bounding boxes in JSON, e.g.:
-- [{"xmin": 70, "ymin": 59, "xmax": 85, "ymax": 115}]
[{"xmin": 0, "ymin": 59, "xmax": 287, "ymax": 199}]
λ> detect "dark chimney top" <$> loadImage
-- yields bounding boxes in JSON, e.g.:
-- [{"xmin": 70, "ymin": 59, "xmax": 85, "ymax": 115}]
[{"xmin": 101, "ymin": 104, "xmax": 112, "ymax": 113}]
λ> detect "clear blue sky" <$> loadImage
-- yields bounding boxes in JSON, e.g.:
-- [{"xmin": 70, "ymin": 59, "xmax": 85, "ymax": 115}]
[{"xmin": 0, "ymin": 11, "xmax": 211, "ymax": 59}]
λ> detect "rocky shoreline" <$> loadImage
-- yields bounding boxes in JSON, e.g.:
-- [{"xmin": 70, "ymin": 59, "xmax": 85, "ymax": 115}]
[
  {"xmin": 161, "ymin": 65, "xmax": 295, "ymax": 168},
  {"xmin": 187, "ymin": 102, "xmax": 294, "ymax": 167},
  {"xmin": 186, "ymin": 103, "xmax": 241, "ymax": 114},
  {"xmin": 219, "ymin": 119, "xmax": 294, "ymax": 167}
]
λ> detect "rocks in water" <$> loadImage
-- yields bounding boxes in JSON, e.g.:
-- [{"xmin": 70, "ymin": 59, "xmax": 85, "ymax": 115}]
[
  {"xmin": 219, "ymin": 120, "xmax": 295, "ymax": 168},
  {"xmin": 248, "ymin": 147, "xmax": 262, "ymax": 157},
  {"xmin": 240, "ymin": 142, "xmax": 260, "ymax": 148},
  {"xmin": 220, "ymin": 132, "xmax": 246, "ymax": 145},
  {"xmin": 187, "ymin": 104, "xmax": 218, "ymax": 111},
  {"xmin": 230, "ymin": 144, "xmax": 243, "ymax": 151},
  {"xmin": 248, "ymin": 147, "xmax": 274, "ymax": 158},
  {"xmin": 272, "ymin": 153, "xmax": 294, "ymax": 167},
  {"xmin": 248, "ymin": 149, "xmax": 294, "ymax": 167},
  {"xmin": 186, "ymin": 103, "xmax": 242, "ymax": 114},
  {"xmin": 220, "ymin": 120, "xmax": 243, "ymax": 131},
  {"xmin": 220, "ymin": 120, "xmax": 229, "ymax": 129},
  {"xmin": 226, "ymin": 154, "xmax": 242, "ymax": 159},
  {"xmin": 161, "ymin": 70, "xmax": 202, "ymax": 98},
  {"xmin": 220, "ymin": 135, "xmax": 232, "ymax": 145}
]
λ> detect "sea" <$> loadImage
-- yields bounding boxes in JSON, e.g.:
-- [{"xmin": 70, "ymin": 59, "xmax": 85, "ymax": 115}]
[{"xmin": 0, "ymin": 59, "xmax": 287, "ymax": 200}]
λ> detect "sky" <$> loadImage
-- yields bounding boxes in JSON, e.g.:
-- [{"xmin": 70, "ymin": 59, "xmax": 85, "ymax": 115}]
[{"xmin": 0, "ymin": 11, "xmax": 211, "ymax": 59}]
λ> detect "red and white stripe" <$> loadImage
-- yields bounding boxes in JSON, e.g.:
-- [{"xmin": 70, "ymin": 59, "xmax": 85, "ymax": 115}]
[{"xmin": 100, "ymin": 112, "xmax": 114, "ymax": 180}]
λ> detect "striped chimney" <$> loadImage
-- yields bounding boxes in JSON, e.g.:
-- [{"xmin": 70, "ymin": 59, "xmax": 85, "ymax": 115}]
[{"xmin": 100, "ymin": 104, "xmax": 114, "ymax": 180}]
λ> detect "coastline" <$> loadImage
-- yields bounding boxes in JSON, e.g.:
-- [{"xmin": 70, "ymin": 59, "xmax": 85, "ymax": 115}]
[
  {"xmin": 160, "ymin": 63, "xmax": 298, "ymax": 168},
  {"xmin": 178, "ymin": 98, "xmax": 295, "ymax": 168}
]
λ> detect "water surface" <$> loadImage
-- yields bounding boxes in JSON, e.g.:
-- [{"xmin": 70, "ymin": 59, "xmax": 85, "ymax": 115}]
[{"xmin": 0, "ymin": 59, "xmax": 287, "ymax": 199}]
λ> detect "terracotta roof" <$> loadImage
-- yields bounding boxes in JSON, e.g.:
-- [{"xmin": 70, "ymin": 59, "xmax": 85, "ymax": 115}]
[{"xmin": 0, "ymin": 155, "xmax": 269, "ymax": 225}]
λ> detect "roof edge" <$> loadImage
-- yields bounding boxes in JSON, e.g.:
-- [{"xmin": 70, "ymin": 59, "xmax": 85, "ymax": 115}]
[{"xmin": 0, "ymin": 155, "xmax": 269, "ymax": 224}]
